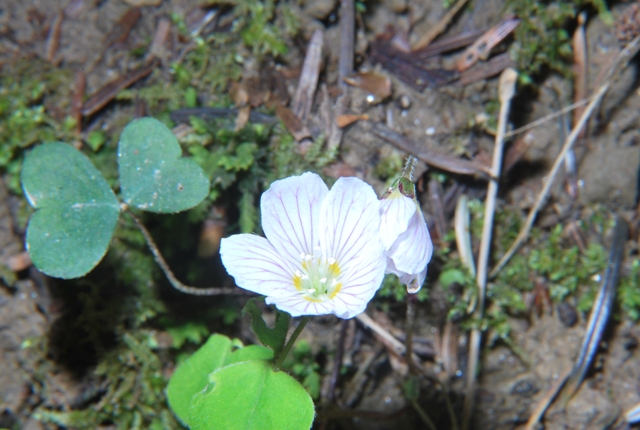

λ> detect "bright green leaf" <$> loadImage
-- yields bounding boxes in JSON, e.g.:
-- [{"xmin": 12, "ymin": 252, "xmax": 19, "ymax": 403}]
[
  {"xmin": 243, "ymin": 298, "xmax": 291, "ymax": 356},
  {"xmin": 166, "ymin": 334, "xmax": 272, "ymax": 425},
  {"xmin": 22, "ymin": 143, "xmax": 120, "ymax": 278},
  {"xmin": 189, "ymin": 360, "xmax": 314, "ymax": 430},
  {"xmin": 439, "ymin": 269, "xmax": 466, "ymax": 288},
  {"xmin": 118, "ymin": 117, "xmax": 209, "ymax": 213}
]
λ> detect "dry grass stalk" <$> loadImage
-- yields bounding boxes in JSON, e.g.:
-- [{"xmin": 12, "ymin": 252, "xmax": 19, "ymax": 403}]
[
  {"xmin": 462, "ymin": 68, "xmax": 518, "ymax": 430},
  {"xmin": 490, "ymin": 34, "xmax": 640, "ymax": 278}
]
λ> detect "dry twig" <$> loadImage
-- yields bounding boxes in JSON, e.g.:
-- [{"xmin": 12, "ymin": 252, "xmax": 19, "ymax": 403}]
[
  {"xmin": 293, "ymin": 29, "xmax": 324, "ymax": 123},
  {"xmin": 490, "ymin": 34, "xmax": 640, "ymax": 277},
  {"xmin": 462, "ymin": 68, "xmax": 518, "ymax": 430},
  {"xmin": 327, "ymin": 0, "xmax": 354, "ymax": 151},
  {"xmin": 412, "ymin": 0, "xmax": 469, "ymax": 51}
]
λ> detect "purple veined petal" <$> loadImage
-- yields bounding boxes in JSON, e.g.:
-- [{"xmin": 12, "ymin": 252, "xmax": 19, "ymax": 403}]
[
  {"xmin": 379, "ymin": 192, "xmax": 415, "ymax": 250},
  {"xmin": 386, "ymin": 207, "xmax": 433, "ymax": 275},
  {"xmin": 318, "ymin": 177, "xmax": 387, "ymax": 318},
  {"xmin": 220, "ymin": 234, "xmax": 298, "ymax": 297},
  {"xmin": 261, "ymin": 172, "xmax": 329, "ymax": 268}
]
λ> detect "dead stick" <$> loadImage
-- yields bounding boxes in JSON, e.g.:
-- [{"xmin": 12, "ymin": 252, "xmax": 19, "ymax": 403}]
[
  {"xmin": 462, "ymin": 68, "xmax": 518, "ymax": 430},
  {"xmin": 489, "ymin": 34, "xmax": 640, "ymax": 278},
  {"xmin": 412, "ymin": 0, "xmax": 468, "ymax": 51},
  {"xmin": 327, "ymin": 0, "xmax": 354, "ymax": 151},
  {"xmin": 293, "ymin": 29, "xmax": 323, "ymax": 123}
]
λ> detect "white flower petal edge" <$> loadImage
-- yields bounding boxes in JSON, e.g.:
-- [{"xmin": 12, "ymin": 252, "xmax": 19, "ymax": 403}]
[
  {"xmin": 379, "ymin": 192, "xmax": 415, "ymax": 250},
  {"xmin": 261, "ymin": 172, "xmax": 328, "ymax": 269},
  {"xmin": 382, "ymin": 195, "xmax": 433, "ymax": 293},
  {"xmin": 220, "ymin": 234, "xmax": 297, "ymax": 298}
]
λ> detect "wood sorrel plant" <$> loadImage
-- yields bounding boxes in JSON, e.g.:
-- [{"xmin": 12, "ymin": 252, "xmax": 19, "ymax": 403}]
[{"xmin": 22, "ymin": 118, "xmax": 433, "ymax": 428}]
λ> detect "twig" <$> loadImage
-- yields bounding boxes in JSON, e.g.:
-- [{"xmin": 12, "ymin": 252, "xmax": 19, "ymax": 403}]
[
  {"xmin": 125, "ymin": 209, "xmax": 248, "ymax": 296},
  {"xmin": 356, "ymin": 312, "xmax": 406, "ymax": 357},
  {"xmin": 490, "ymin": 34, "xmax": 640, "ymax": 278},
  {"xmin": 327, "ymin": 0, "xmax": 354, "ymax": 151},
  {"xmin": 524, "ymin": 367, "xmax": 571, "ymax": 430},
  {"xmin": 45, "ymin": 11, "xmax": 63, "ymax": 64},
  {"xmin": 462, "ymin": 68, "xmax": 518, "ymax": 430},
  {"xmin": 565, "ymin": 11, "xmax": 588, "ymax": 198},
  {"xmin": 503, "ymin": 96, "xmax": 593, "ymax": 138},
  {"xmin": 411, "ymin": 400, "xmax": 438, "ymax": 430},
  {"xmin": 81, "ymin": 60, "xmax": 158, "ymax": 116},
  {"xmin": 405, "ymin": 294, "xmax": 418, "ymax": 374},
  {"xmin": 560, "ymin": 216, "xmax": 628, "ymax": 403},
  {"xmin": 292, "ymin": 29, "xmax": 323, "ymax": 123},
  {"xmin": 327, "ymin": 319, "xmax": 349, "ymax": 402},
  {"xmin": 428, "ymin": 179, "xmax": 447, "ymax": 240},
  {"xmin": 412, "ymin": 0, "xmax": 469, "ymax": 51},
  {"xmin": 371, "ymin": 123, "xmax": 492, "ymax": 177}
]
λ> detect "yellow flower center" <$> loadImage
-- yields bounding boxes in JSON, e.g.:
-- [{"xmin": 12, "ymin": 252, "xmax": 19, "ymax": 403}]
[{"xmin": 293, "ymin": 253, "xmax": 342, "ymax": 302}]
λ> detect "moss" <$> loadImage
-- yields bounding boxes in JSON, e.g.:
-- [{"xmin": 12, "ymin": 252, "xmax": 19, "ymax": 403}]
[
  {"xmin": 506, "ymin": 0, "xmax": 611, "ymax": 80},
  {"xmin": 0, "ymin": 59, "xmax": 77, "ymax": 193}
]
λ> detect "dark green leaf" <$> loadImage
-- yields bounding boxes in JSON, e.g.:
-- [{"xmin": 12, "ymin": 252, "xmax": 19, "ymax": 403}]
[
  {"xmin": 243, "ymin": 298, "xmax": 291, "ymax": 356},
  {"xmin": 118, "ymin": 117, "xmax": 209, "ymax": 213},
  {"xmin": 22, "ymin": 143, "xmax": 120, "ymax": 278}
]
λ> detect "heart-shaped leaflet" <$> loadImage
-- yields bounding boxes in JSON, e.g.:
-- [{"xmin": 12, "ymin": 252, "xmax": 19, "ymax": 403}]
[
  {"xmin": 22, "ymin": 143, "xmax": 120, "ymax": 279},
  {"xmin": 118, "ymin": 117, "xmax": 209, "ymax": 213}
]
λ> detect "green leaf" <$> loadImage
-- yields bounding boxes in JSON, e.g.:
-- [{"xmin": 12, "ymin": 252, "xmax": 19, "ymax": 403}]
[
  {"xmin": 189, "ymin": 360, "xmax": 314, "ymax": 430},
  {"xmin": 118, "ymin": 117, "xmax": 209, "ymax": 213},
  {"xmin": 243, "ymin": 298, "xmax": 291, "ymax": 356},
  {"xmin": 166, "ymin": 334, "xmax": 273, "ymax": 425},
  {"xmin": 439, "ymin": 269, "xmax": 466, "ymax": 288},
  {"xmin": 22, "ymin": 143, "xmax": 120, "ymax": 278}
]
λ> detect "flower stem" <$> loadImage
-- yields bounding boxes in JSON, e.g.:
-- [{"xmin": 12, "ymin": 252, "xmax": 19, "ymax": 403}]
[
  {"xmin": 411, "ymin": 399, "xmax": 437, "ymax": 430},
  {"xmin": 125, "ymin": 209, "xmax": 247, "ymax": 296},
  {"xmin": 274, "ymin": 317, "xmax": 309, "ymax": 371}
]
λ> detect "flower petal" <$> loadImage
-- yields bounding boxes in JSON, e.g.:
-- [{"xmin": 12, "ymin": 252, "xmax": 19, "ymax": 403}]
[
  {"xmin": 386, "ymin": 208, "xmax": 433, "ymax": 275},
  {"xmin": 386, "ymin": 257, "xmax": 428, "ymax": 293},
  {"xmin": 379, "ymin": 192, "xmax": 415, "ymax": 250},
  {"xmin": 319, "ymin": 177, "xmax": 386, "ymax": 318},
  {"xmin": 261, "ymin": 172, "xmax": 328, "ymax": 268},
  {"xmin": 220, "ymin": 234, "xmax": 297, "ymax": 297}
]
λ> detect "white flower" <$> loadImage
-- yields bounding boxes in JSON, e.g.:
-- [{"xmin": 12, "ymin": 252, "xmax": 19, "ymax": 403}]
[
  {"xmin": 220, "ymin": 172, "xmax": 386, "ymax": 318},
  {"xmin": 380, "ymin": 177, "xmax": 433, "ymax": 293}
]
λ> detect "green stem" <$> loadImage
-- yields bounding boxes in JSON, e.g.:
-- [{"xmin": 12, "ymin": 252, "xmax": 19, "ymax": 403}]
[
  {"xmin": 274, "ymin": 317, "xmax": 309, "ymax": 371},
  {"xmin": 411, "ymin": 399, "xmax": 438, "ymax": 430}
]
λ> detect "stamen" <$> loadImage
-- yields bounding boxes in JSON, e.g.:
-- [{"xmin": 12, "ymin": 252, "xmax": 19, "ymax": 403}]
[
  {"xmin": 320, "ymin": 277, "xmax": 327, "ymax": 283},
  {"xmin": 295, "ymin": 270, "xmax": 302, "ymax": 277},
  {"xmin": 327, "ymin": 257, "xmax": 336, "ymax": 264}
]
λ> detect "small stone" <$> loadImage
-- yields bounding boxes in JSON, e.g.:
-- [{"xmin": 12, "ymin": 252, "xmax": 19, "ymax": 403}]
[
  {"xmin": 557, "ymin": 302, "xmax": 578, "ymax": 327},
  {"xmin": 398, "ymin": 94, "xmax": 411, "ymax": 109}
]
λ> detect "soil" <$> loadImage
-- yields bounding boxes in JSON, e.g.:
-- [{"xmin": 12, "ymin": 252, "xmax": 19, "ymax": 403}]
[{"xmin": 1, "ymin": 0, "xmax": 640, "ymax": 429}]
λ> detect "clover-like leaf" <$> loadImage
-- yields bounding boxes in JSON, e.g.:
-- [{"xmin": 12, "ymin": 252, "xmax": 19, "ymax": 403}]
[
  {"xmin": 22, "ymin": 143, "xmax": 120, "ymax": 279},
  {"xmin": 167, "ymin": 334, "xmax": 273, "ymax": 425},
  {"xmin": 189, "ymin": 360, "xmax": 315, "ymax": 430},
  {"xmin": 118, "ymin": 117, "xmax": 209, "ymax": 213}
]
